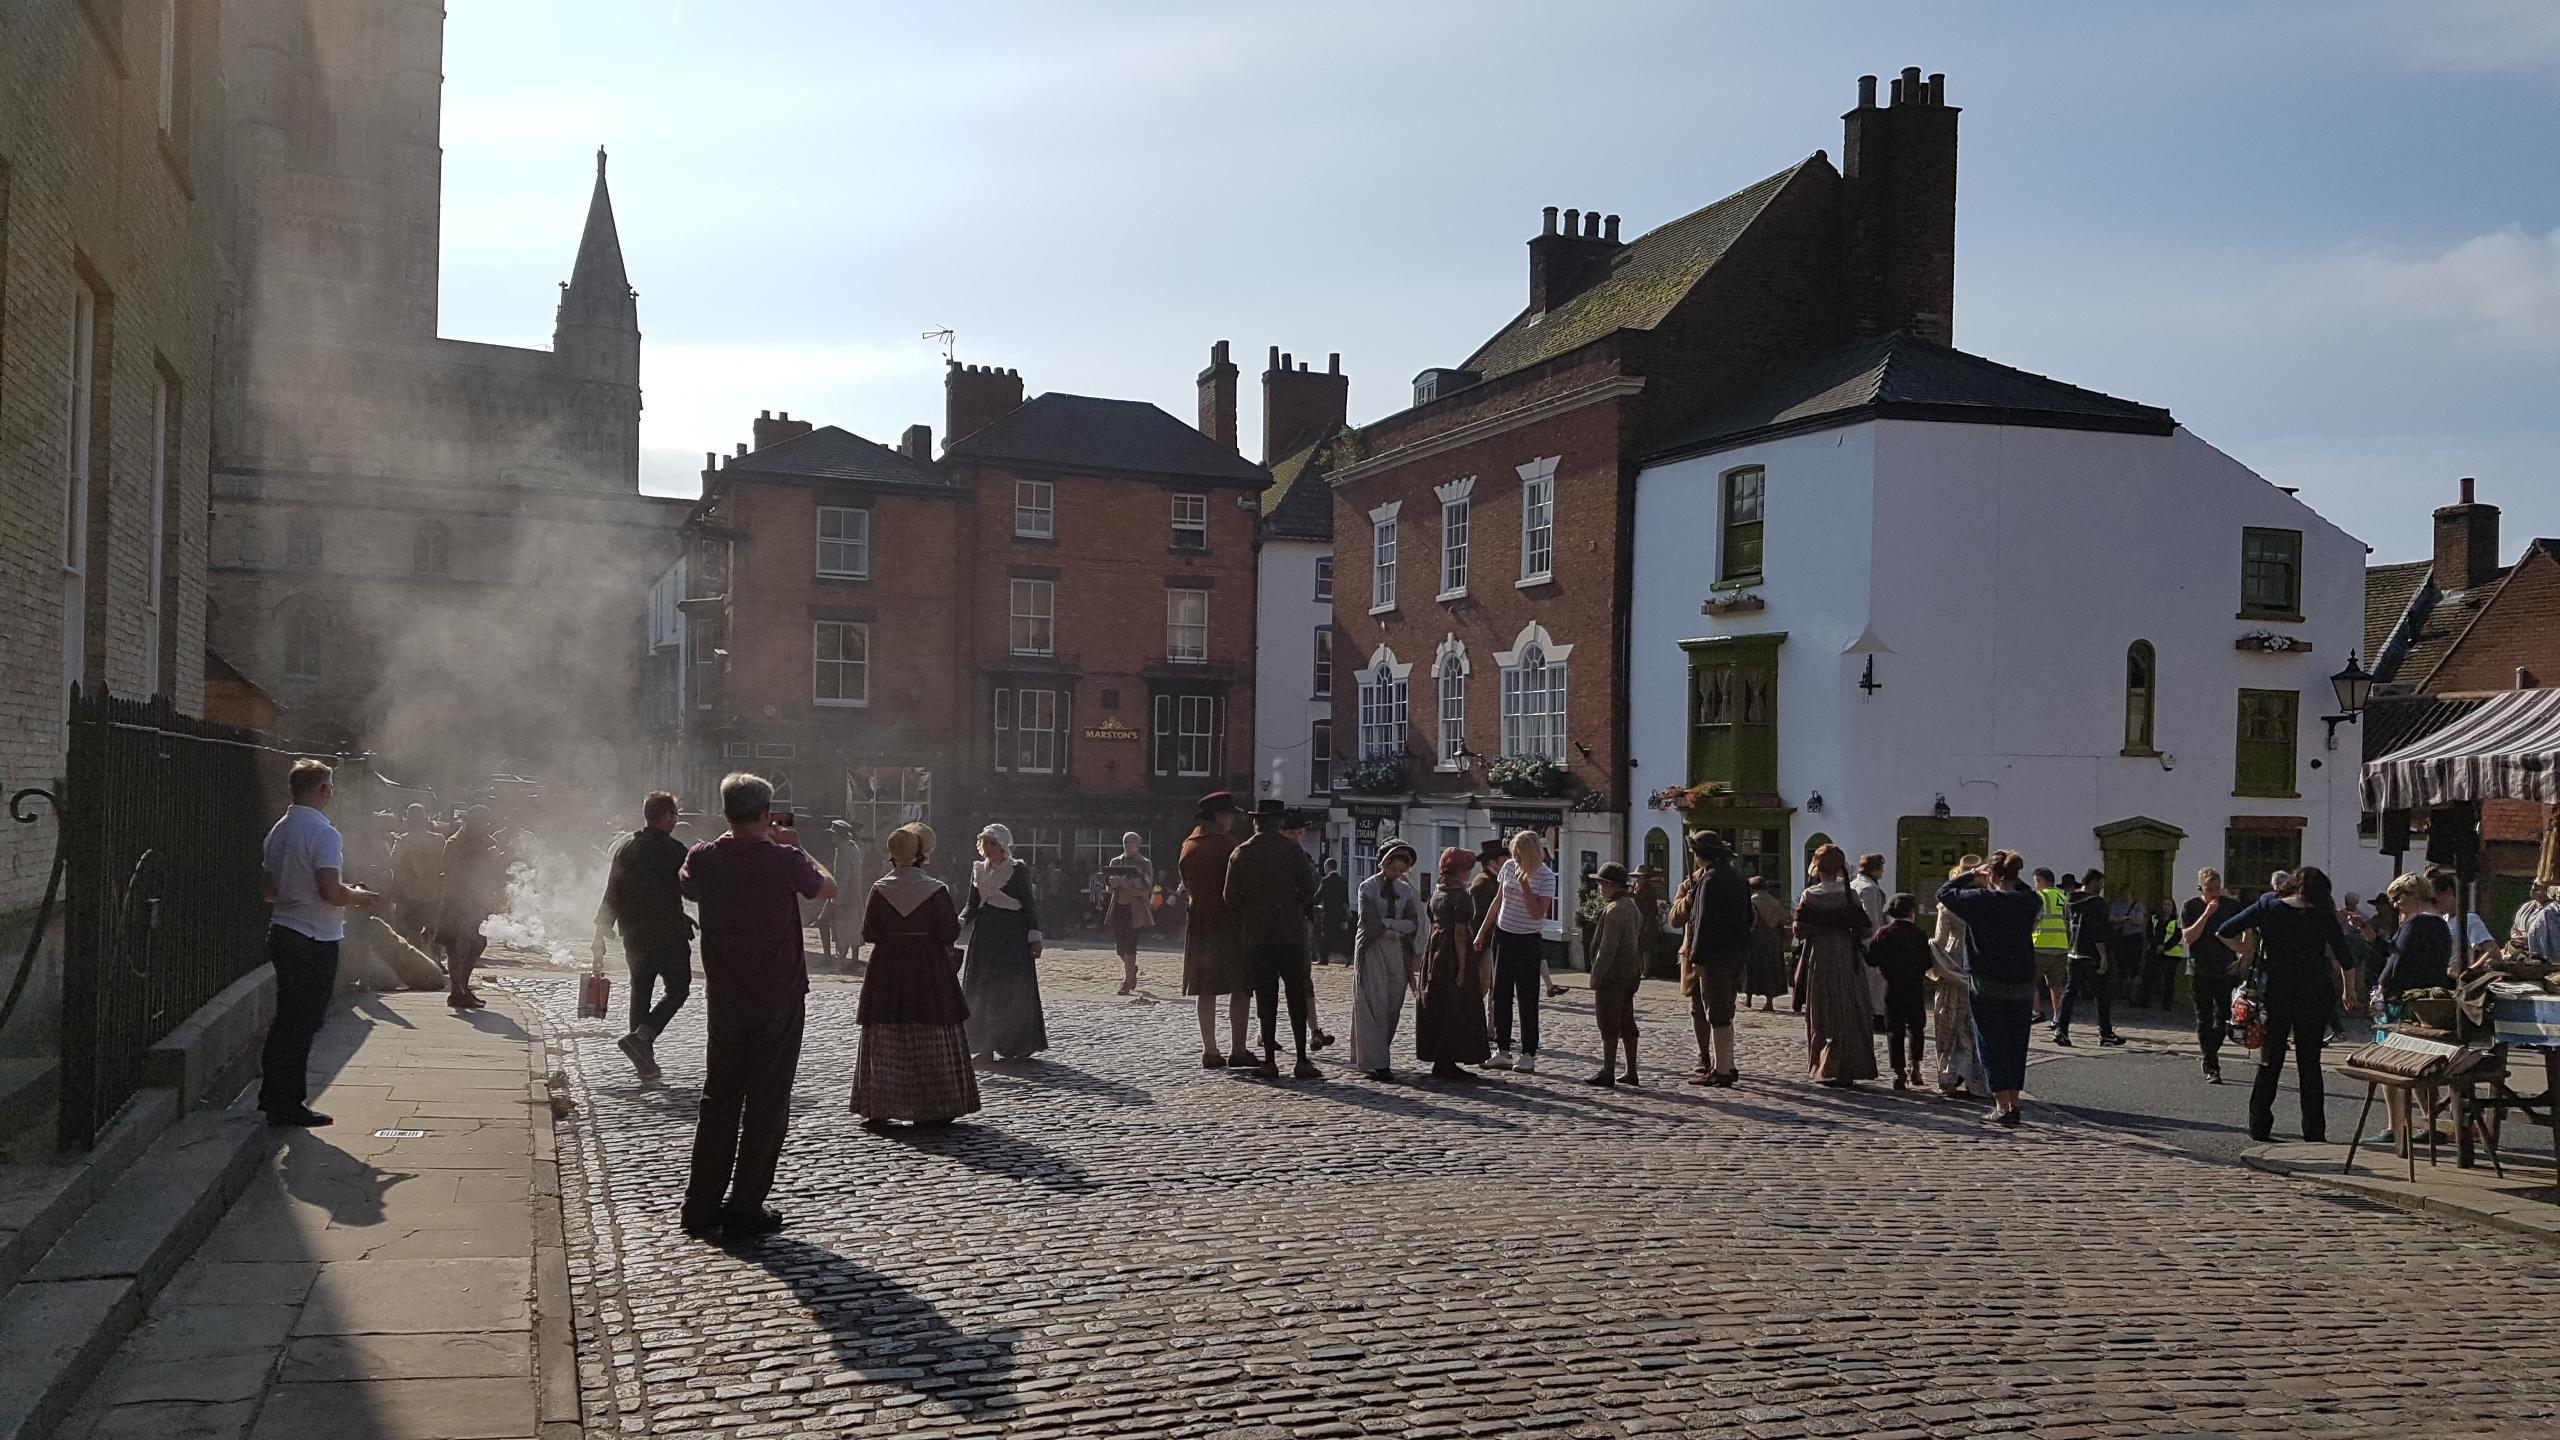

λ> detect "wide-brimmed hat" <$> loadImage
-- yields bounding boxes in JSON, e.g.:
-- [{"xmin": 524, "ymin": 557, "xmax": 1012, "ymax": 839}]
[
  {"xmin": 887, "ymin": 821, "xmax": 937, "ymax": 866},
  {"xmin": 1378, "ymin": 838, "xmax": 1418, "ymax": 868},
  {"xmin": 1250, "ymin": 797, "xmax": 1291, "ymax": 820},
  {"xmin": 1197, "ymin": 791, "xmax": 1238, "ymax": 815},
  {"xmin": 1596, "ymin": 862, "xmax": 1630, "ymax": 886}
]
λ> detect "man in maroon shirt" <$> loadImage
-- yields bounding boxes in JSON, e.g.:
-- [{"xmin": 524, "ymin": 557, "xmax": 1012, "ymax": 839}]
[{"xmin": 678, "ymin": 772, "xmax": 835, "ymax": 1239}]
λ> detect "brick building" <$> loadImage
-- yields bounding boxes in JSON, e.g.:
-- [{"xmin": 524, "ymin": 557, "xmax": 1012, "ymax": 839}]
[
  {"xmin": 2, "ymin": 0, "xmax": 231, "ymax": 1050},
  {"xmin": 203, "ymin": 0, "xmax": 688, "ymax": 790},
  {"xmin": 2365, "ymin": 477, "xmax": 2560, "ymax": 923},
  {"xmin": 1330, "ymin": 67, "xmax": 1963, "ymax": 887},
  {"xmin": 650, "ymin": 361, "xmax": 1267, "ymax": 877},
  {"xmin": 1243, "ymin": 346, "xmax": 1353, "ymax": 863}
]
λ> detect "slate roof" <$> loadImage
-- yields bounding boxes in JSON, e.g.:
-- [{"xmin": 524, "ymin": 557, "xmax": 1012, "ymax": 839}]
[
  {"xmin": 722, "ymin": 425, "xmax": 950, "ymax": 492},
  {"xmin": 1462, "ymin": 160, "xmax": 1816, "ymax": 380},
  {"xmin": 2393, "ymin": 570, "xmax": 2510, "ymax": 691},
  {"xmin": 947, "ymin": 393, "xmax": 1268, "ymax": 486},
  {"xmin": 2363, "ymin": 560, "xmax": 2432, "ymax": 676},
  {"xmin": 1647, "ymin": 335, "xmax": 2175, "ymax": 460},
  {"xmin": 1261, "ymin": 431, "xmax": 1350, "ymax": 542}
]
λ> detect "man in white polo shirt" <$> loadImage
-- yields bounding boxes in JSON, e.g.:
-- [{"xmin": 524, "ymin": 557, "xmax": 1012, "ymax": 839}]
[{"xmin": 259, "ymin": 758, "xmax": 376, "ymax": 1127}]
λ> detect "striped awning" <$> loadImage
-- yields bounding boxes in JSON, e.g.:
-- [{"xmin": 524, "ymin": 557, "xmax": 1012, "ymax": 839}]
[{"xmin": 2361, "ymin": 687, "xmax": 2560, "ymax": 811}]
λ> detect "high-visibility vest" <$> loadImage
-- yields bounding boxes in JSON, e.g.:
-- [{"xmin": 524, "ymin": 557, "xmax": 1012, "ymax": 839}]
[
  {"xmin": 2157, "ymin": 910, "xmax": 2185, "ymax": 960},
  {"xmin": 2033, "ymin": 887, "xmax": 2070, "ymax": 952}
]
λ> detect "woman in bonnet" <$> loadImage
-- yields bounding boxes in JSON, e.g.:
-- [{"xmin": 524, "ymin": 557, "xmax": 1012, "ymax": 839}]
[
  {"xmin": 852, "ymin": 823, "xmax": 982, "ymax": 1126},
  {"xmin": 960, "ymin": 823, "xmax": 1048, "ymax": 1062}
]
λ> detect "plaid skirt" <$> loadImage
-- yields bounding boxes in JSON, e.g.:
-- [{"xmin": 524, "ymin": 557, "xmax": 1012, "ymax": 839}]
[{"xmin": 851, "ymin": 1022, "xmax": 982, "ymax": 1123}]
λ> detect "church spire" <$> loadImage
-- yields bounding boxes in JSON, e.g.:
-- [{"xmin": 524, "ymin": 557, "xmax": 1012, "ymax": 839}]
[{"xmin": 555, "ymin": 146, "xmax": 639, "ymax": 386}]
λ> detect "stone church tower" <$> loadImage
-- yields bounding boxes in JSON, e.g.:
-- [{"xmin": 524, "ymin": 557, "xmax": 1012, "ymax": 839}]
[{"xmin": 206, "ymin": 0, "xmax": 687, "ymax": 792}]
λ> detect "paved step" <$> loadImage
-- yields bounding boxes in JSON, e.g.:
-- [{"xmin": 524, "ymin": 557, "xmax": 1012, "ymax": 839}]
[
  {"xmin": 0, "ymin": 1106, "xmax": 264, "ymax": 1440},
  {"xmin": 0, "ymin": 1090, "xmax": 173, "ymax": 1295}
]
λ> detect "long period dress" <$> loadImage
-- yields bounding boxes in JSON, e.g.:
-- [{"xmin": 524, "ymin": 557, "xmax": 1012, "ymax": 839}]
[
  {"xmin": 1746, "ymin": 888, "xmax": 1793, "ymax": 1001},
  {"xmin": 961, "ymin": 859, "xmax": 1048, "ymax": 1060},
  {"xmin": 1351, "ymin": 872, "xmax": 1424, "ymax": 1072},
  {"xmin": 852, "ymin": 868, "xmax": 982, "ymax": 1123},
  {"xmin": 1795, "ymin": 880, "xmax": 1879, "ymax": 1083},
  {"xmin": 1929, "ymin": 904, "xmax": 1989, "ymax": 1097},
  {"xmin": 1415, "ymin": 881, "xmax": 1491, "ymax": 1066}
]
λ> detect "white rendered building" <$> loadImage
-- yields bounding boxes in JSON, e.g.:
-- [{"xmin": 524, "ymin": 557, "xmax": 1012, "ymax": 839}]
[{"xmin": 1624, "ymin": 337, "xmax": 2368, "ymax": 910}]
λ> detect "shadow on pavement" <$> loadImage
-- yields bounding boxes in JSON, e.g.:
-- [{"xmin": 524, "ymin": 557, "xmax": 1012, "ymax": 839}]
[
  {"xmin": 1272, "ymin": 1073, "xmax": 1521, "ymax": 1133},
  {"xmin": 457, "ymin": 1007, "xmax": 537, "ymax": 1044},
  {"xmin": 870, "ymin": 1121, "xmax": 1098, "ymax": 1194},
  {"xmin": 747, "ymin": 1238, "xmax": 1022, "ymax": 1412},
  {"xmin": 972, "ymin": 1059, "xmax": 1154, "ymax": 1108}
]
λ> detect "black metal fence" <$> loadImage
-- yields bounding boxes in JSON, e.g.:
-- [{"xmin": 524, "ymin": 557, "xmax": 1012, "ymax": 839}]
[{"xmin": 57, "ymin": 686, "xmax": 279, "ymax": 1149}]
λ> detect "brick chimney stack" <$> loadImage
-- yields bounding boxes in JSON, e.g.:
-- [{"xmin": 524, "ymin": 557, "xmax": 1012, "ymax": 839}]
[
  {"xmin": 1526, "ymin": 205, "xmax": 1624, "ymax": 316},
  {"xmin": 899, "ymin": 424, "xmax": 933, "ymax": 462},
  {"xmin": 945, "ymin": 362, "xmax": 1025, "ymax": 448},
  {"xmin": 2433, "ymin": 476, "xmax": 2502, "ymax": 592},
  {"xmin": 1260, "ymin": 348, "xmax": 1350, "ymax": 466},
  {"xmin": 1197, "ymin": 340, "xmax": 1240, "ymax": 451},
  {"xmin": 1841, "ymin": 66, "xmax": 1959, "ymax": 346},
  {"xmin": 751, "ymin": 409, "xmax": 814, "ymax": 451}
]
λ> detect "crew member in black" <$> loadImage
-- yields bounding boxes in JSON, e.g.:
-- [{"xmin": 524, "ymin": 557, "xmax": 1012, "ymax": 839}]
[
  {"xmin": 595, "ymin": 790, "xmax": 695, "ymax": 1079},
  {"xmin": 2052, "ymin": 870, "xmax": 2123, "ymax": 1047}
]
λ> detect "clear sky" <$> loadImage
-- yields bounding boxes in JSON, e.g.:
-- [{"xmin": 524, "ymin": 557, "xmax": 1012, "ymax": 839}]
[{"xmin": 436, "ymin": 0, "xmax": 2559, "ymax": 565}]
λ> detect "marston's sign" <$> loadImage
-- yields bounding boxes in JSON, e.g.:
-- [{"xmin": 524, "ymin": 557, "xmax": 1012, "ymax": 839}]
[{"xmin": 1083, "ymin": 717, "xmax": 1142, "ymax": 742}]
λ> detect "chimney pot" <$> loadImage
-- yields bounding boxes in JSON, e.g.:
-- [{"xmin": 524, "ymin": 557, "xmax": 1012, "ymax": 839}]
[
  {"xmin": 1890, "ymin": 75, "xmax": 1905, "ymax": 104},
  {"xmin": 760, "ymin": 409, "xmax": 771, "ymax": 420},
  {"xmin": 1268, "ymin": 345, "xmax": 1281, "ymax": 370},
  {"xmin": 1211, "ymin": 339, "xmax": 1229, "ymax": 365},
  {"xmin": 1327, "ymin": 352, "xmax": 1340, "ymax": 374},
  {"xmin": 1902, "ymin": 65, "xmax": 1922, "ymax": 93},
  {"xmin": 2434, "ymin": 477, "xmax": 2503, "ymax": 590},
  {"xmin": 734, "ymin": 443, "xmax": 746, "ymax": 457},
  {"xmin": 899, "ymin": 423, "xmax": 933, "ymax": 462},
  {"xmin": 1198, "ymin": 339, "xmax": 1240, "ymax": 451},
  {"xmin": 1562, "ymin": 208, "xmax": 1580, "ymax": 235},
  {"xmin": 1927, "ymin": 71, "xmax": 1946, "ymax": 103},
  {"xmin": 1542, "ymin": 205, "xmax": 1558, "ymax": 236},
  {"xmin": 2462, "ymin": 476, "xmax": 2477, "ymax": 505},
  {"xmin": 1603, "ymin": 214, "xmax": 1620, "ymax": 242},
  {"xmin": 778, "ymin": 410, "xmax": 790, "ymax": 421},
  {"xmin": 1857, "ymin": 74, "xmax": 1877, "ymax": 107}
]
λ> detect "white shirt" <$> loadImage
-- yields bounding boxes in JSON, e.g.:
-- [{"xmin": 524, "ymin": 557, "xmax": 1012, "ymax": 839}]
[
  {"xmin": 1496, "ymin": 859, "xmax": 1557, "ymax": 936},
  {"xmin": 2526, "ymin": 904, "xmax": 2560, "ymax": 961},
  {"xmin": 2461, "ymin": 911, "xmax": 2494, "ymax": 954},
  {"xmin": 1851, "ymin": 875, "xmax": 1888, "ymax": 931},
  {"xmin": 264, "ymin": 804, "xmax": 346, "ymax": 942}
]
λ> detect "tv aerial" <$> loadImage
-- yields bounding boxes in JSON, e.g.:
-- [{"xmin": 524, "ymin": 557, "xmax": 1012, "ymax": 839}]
[{"xmin": 922, "ymin": 328, "xmax": 955, "ymax": 362}]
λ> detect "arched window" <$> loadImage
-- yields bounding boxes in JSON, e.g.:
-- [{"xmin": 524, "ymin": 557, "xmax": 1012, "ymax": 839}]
[
  {"xmin": 1433, "ymin": 635, "xmax": 1470, "ymax": 767},
  {"xmin": 1803, "ymin": 832, "xmax": 1834, "ymax": 871},
  {"xmin": 279, "ymin": 597, "xmax": 325, "ymax": 682},
  {"xmin": 2124, "ymin": 640, "xmax": 2157, "ymax": 755},
  {"xmin": 1357, "ymin": 646, "xmax": 1411, "ymax": 759},
  {"xmin": 1644, "ymin": 828, "xmax": 1670, "ymax": 884},
  {"xmin": 1495, "ymin": 623, "xmax": 1571, "ymax": 761},
  {"xmin": 413, "ymin": 520, "xmax": 451, "ymax": 578}
]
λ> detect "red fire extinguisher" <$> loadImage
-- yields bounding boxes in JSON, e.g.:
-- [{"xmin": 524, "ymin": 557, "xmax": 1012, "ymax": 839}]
[{"xmin": 579, "ymin": 940, "xmax": 612, "ymax": 1020}]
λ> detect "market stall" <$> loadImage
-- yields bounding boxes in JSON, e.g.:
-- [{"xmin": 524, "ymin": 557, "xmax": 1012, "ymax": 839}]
[{"xmin": 2361, "ymin": 687, "xmax": 2560, "ymax": 1181}]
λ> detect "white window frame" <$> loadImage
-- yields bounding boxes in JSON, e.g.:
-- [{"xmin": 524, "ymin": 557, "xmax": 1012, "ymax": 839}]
[
  {"xmin": 1495, "ymin": 622, "xmax": 1573, "ymax": 761},
  {"xmin": 1433, "ymin": 635, "xmax": 1470, "ymax": 769},
  {"xmin": 1356, "ymin": 645, "xmax": 1412, "ymax": 760},
  {"xmin": 143, "ymin": 373, "xmax": 172, "ymax": 695},
  {"xmin": 812, "ymin": 620, "xmax": 870, "ymax": 708},
  {"xmin": 1312, "ymin": 625, "xmax": 1332, "ymax": 699},
  {"xmin": 1009, "ymin": 577, "xmax": 1056, "ymax": 656},
  {"xmin": 1175, "ymin": 694, "xmax": 1218, "ymax": 777},
  {"xmin": 1435, "ymin": 476, "xmax": 1474, "ymax": 599},
  {"xmin": 996, "ymin": 686, "xmax": 1062, "ymax": 775},
  {"xmin": 1314, "ymin": 555, "xmax": 1333, "ymax": 602},
  {"xmin": 1368, "ymin": 501, "xmax": 1401, "ymax": 614},
  {"xmin": 1166, "ymin": 588, "xmax": 1208, "ymax": 663},
  {"xmin": 816, "ymin": 505, "xmax": 871, "ymax": 579},
  {"xmin": 1014, "ymin": 478, "xmax": 1054, "ymax": 539},
  {"xmin": 1517, "ymin": 455, "xmax": 1558, "ymax": 586},
  {"xmin": 1171, "ymin": 492, "xmax": 1209, "ymax": 549},
  {"xmin": 1310, "ymin": 720, "xmax": 1333, "ymax": 794}
]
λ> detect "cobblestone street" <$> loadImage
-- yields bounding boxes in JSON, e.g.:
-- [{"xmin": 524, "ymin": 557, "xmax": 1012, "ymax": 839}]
[{"xmin": 527, "ymin": 943, "xmax": 2560, "ymax": 1438}]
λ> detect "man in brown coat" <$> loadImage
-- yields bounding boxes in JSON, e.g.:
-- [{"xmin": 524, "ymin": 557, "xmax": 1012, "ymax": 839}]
[
  {"xmin": 1177, "ymin": 793, "xmax": 1253, "ymax": 1068},
  {"xmin": 1225, "ymin": 799, "xmax": 1321, "ymax": 1078}
]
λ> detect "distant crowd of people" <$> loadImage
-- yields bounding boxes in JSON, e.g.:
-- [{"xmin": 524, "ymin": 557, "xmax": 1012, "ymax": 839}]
[{"xmin": 255, "ymin": 758, "xmax": 2560, "ymax": 1239}]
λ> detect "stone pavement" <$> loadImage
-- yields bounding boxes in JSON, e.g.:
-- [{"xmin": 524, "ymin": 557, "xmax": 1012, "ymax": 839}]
[
  {"xmin": 537, "ymin": 940, "xmax": 2560, "ymax": 1438},
  {"xmin": 55, "ymin": 989, "xmax": 571, "ymax": 1440}
]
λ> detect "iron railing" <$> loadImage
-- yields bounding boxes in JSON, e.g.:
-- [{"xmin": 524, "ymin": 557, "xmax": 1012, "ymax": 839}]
[{"xmin": 56, "ymin": 687, "xmax": 277, "ymax": 1149}]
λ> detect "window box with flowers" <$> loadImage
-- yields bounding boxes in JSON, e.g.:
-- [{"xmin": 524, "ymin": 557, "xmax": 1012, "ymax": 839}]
[
  {"xmin": 1646, "ymin": 780, "xmax": 1732, "ymax": 812},
  {"xmin": 2234, "ymin": 629, "xmax": 2313, "ymax": 654},
  {"xmin": 1343, "ymin": 755, "xmax": 1412, "ymax": 796},
  {"xmin": 1486, "ymin": 754, "xmax": 1570, "ymax": 799}
]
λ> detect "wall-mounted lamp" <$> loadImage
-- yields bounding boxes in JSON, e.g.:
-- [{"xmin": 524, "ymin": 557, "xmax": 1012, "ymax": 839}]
[
  {"xmin": 1932, "ymin": 794, "xmax": 1951, "ymax": 821},
  {"xmin": 1805, "ymin": 790, "xmax": 1824, "ymax": 813},
  {"xmin": 2321, "ymin": 652, "xmax": 2375, "ymax": 750}
]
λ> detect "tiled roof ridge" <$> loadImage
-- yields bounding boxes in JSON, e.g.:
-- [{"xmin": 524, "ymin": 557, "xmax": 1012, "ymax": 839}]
[{"xmin": 1873, "ymin": 334, "xmax": 2170, "ymax": 416}]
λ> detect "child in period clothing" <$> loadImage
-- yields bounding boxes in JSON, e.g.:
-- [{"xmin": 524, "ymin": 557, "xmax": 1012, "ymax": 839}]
[
  {"xmin": 1868, "ymin": 893, "xmax": 1933, "ymax": 1091},
  {"xmin": 1584, "ymin": 863, "xmax": 1646, "ymax": 1088}
]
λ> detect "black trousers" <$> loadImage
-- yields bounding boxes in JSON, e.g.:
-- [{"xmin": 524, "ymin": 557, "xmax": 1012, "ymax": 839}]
[
  {"xmin": 258, "ymin": 927, "xmax": 340, "ymax": 1113},
  {"xmin": 2192, "ymin": 970, "xmax": 2234, "ymax": 1072},
  {"xmin": 1492, "ymin": 929, "xmax": 1543, "ymax": 1055},
  {"xmin": 2250, "ymin": 1006, "xmax": 2328, "ymax": 1142},
  {"xmin": 2138, "ymin": 949, "xmax": 2178, "ymax": 1010},
  {"xmin": 686, "ymin": 999, "xmax": 806, "ymax": 1218},
  {"xmin": 626, "ymin": 940, "xmax": 693, "ymax": 1037},
  {"xmin": 2055, "ymin": 956, "xmax": 2112, "ymax": 1036},
  {"xmin": 1885, "ymin": 988, "xmax": 1927, "ymax": 1075},
  {"xmin": 1247, "ymin": 941, "xmax": 1312, "ymax": 1058}
]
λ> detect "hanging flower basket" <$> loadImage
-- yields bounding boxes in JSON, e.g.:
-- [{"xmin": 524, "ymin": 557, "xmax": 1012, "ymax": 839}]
[
  {"xmin": 1343, "ymin": 755, "xmax": 1410, "ymax": 796},
  {"xmin": 1485, "ymin": 755, "xmax": 1570, "ymax": 798},
  {"xmin": 1646, "ymin": 780, "xmax": 1730, "ymax": 812}
]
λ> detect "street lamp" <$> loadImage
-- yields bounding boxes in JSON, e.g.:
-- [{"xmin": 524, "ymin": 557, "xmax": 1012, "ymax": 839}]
[{"xmin": 2322, "ymin": 652, "xmax": 2375, "ymax": 749}]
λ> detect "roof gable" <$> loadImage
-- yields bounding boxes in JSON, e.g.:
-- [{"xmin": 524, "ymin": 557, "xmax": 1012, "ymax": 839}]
[
  {"xmin": 1462, "ymin": 159, "xmax": 1825, "ymax": 381},
  {"xmin": 2364, "ymin": 560, "xmax": 2431, "ymax": 678},
  {"xmin": 722, "ymin": 425, "xmax": 949, "ymax": 492},
  {"xmin": 1261, "ymin": 431, "xmax": 1352, "ymax": 541},
  {"xmin": 1646, "ymin": 335, "xmax": 2174, "ymax": 460},
  {"xmin": 947, "ymin": 393, "xmax": 1268, "ymax": 485}
]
